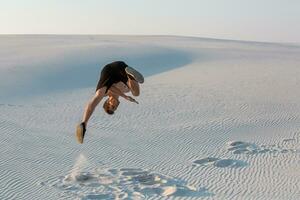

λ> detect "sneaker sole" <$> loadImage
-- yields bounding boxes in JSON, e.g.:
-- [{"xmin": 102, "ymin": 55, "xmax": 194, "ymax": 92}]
[
  {"xmin": 125, "ymin": 67, "xmax": 144, "ymax": 84},
  {"xmin": 76, "ymin": 124, "xmax": 84, "ymax": 144}
]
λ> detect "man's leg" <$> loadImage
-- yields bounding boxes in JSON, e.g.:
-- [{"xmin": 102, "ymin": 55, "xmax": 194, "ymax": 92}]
[
  {"xmin": 127, "ymin": 79, "xmax": 140, "ymax": 96},
  {"xmin": 125, "ymin": 67, "xmax": 144, "ymax": 84}
]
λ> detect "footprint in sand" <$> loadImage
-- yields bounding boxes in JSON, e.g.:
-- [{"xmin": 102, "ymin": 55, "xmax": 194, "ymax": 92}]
[
  {"xmin": 227, "ymin": 140, "xmax": 297, "ymax": 155},
  {"xmin": 193, "ymin": 157, "xmax": 248, "ymax": 168},
  {"xmin": 227, "ymin": 141, "xmax": 259, "ymax": 154},
  {"xmin": 193, "ymin": 157, "xmax": 219, "ymax": 165},
  {"xmin": 213, "ymin": 159, "xmax": 248, "ymax": 168},
  {"xmin": 44, "ymin": 167, "xmax": 213, "ymax": 199}
]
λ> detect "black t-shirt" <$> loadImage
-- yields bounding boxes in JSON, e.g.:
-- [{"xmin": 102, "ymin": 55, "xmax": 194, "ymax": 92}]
[{"xmin": 96, "ymin": 61, "xmax": 129, "ymax": 93}]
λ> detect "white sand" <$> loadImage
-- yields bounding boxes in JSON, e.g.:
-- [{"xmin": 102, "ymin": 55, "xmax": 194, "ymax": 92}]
[{"xmin": 1, "ymin": 35, "xmax": 300, "ymax": 199}]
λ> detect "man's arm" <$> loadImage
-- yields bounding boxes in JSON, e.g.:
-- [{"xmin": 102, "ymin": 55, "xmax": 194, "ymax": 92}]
[
  {"xmin": 109, "ymin": 85, "xmax": 139, "ymax": 104},
  {"xmin": 82, "ymin": 87, "xmax": 106, "ymax": 124}
]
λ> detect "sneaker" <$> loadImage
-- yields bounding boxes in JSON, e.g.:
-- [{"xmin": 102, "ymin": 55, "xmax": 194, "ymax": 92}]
[
  {"xmin": 76, "ymin": 122, "xmax": 86, "ymax": 144},
  {"xmin": 125, "ymin": 66, "xmax": 144, "ymax": 84}
]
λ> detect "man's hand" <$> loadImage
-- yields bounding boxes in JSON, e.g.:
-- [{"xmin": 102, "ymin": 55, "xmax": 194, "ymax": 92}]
[{"xmin": 125, "ymin": 96, "xmax": 139, "ymax": 104}]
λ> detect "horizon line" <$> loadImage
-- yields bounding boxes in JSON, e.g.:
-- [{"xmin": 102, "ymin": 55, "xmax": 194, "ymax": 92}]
[{"xmin": 0, "ymin": 33, "xmax": 299, "ymax": 47}]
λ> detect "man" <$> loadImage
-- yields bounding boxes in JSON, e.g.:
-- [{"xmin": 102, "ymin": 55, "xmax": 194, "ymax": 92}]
[{"xmin": 76, "ymin": 61, "xmax": 144, "ymax": 144}]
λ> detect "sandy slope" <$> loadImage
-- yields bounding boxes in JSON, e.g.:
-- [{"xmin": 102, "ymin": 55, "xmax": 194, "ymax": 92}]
[{"xmin": 1, "ymin": 35, "xmax": 300, "ymax": 199}]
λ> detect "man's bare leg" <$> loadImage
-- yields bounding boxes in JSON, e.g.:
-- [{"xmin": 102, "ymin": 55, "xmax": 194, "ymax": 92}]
[{"xmin": 127, "ymin": 78, "xmax": 140, "ymax": 96}]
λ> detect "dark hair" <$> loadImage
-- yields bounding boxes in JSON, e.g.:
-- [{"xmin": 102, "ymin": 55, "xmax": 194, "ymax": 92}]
[{"xmin": 103, "ymin": 100, "xmax": 114, "ymax": 115}]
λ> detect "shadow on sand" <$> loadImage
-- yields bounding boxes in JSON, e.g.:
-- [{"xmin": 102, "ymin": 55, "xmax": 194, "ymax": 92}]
[{"xmin": 1, "ymin": 38, "xmax": 194, "ymax": 100}]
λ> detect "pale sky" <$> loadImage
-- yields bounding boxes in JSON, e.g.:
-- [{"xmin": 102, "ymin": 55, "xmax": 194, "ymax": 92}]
[{"xmin": 1, "ymin": 0, "xmax": 299, "ymax": 43}]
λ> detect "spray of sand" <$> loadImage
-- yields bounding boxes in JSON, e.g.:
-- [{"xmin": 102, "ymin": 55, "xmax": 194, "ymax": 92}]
[{"xmin": 68, "ymin": 153, "xmax": 89, "ymax": 181}]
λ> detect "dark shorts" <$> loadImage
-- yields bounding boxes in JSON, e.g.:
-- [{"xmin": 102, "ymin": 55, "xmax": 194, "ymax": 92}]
[{"xmin": 96, "ymin": 61, "xmax": 129, "ymax": 93}]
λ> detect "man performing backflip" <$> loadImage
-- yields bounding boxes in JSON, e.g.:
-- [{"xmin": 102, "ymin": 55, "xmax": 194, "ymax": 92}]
[{"xmin": 76, "ymin": 61, "xmax": 144, "ymax": 144}]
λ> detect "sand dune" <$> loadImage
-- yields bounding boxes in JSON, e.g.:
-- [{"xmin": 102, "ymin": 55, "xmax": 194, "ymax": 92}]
[{"xmin": 1, "ymin": 35, "xmax": 300, "ymax": 199}]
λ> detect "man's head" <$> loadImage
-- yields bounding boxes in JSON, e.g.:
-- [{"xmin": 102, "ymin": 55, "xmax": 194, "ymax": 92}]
[{"xmin": 103, "ymin": 96, "xmax": 120, "ymax": 115}]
